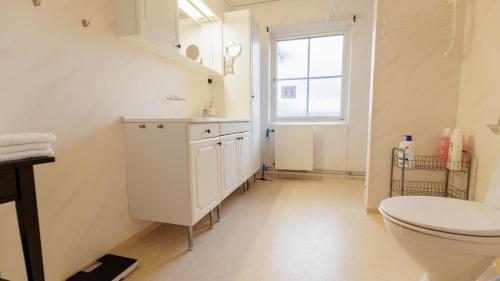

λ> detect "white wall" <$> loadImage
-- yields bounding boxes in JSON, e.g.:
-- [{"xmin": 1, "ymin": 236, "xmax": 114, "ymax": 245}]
[
  {"xmin": 365, "ymin": 0, "xmax": 464, "ymax": 209},
  {"xmin": 456, "ymin": 0, "xmax": 500, "ymax": 202},
  {"xmin": 242, "ymin": 0, "xmax": 374, "ymax": 173},
  {"xmin": 0, "ymin": 0, "xmax": 220, "ymax": 280}
]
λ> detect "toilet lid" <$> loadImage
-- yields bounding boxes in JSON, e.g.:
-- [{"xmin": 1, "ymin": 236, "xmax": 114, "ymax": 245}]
[{"xmin": 380, "ymin": 196, "xmax": 500, "ymax": 236}]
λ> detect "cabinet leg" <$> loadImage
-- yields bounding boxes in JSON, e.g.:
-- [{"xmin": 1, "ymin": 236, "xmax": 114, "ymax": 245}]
[
  {"xmin": 242, "ymin": 183, "xmax": 246, "ymax": 194},
  {"xmin": 187, "ymin": 226, "xmax": 194, "ymax": 250},
  {"xmin": 216, "ymin": 205, "xmax": 221, "ymax": 222},
  {"xmin": 209, "ymin": 211, "xmax": 214, "ymax": 228}
]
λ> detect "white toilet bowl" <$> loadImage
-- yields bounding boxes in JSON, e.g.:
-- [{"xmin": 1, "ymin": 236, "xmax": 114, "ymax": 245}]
[{"xmin": 380, "ymin": 196, "xmax": 500, "ymax": 281}]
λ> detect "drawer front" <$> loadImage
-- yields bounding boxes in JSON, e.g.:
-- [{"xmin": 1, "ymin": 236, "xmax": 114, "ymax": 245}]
[
  {"xmin": 188, "ymin": 123, "xmax": 220, "ymax": 140},
  {"xmin": 220, "ymin": 122, "xmax": 251, "ymax": 136}
]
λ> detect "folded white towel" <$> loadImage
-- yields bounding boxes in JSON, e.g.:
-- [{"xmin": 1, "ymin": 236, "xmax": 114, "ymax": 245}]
[
  {"xmin": 0, "ymin": 133, "xmax": 56, "ymax": 147},
  {"xmin": 0, "ymin": 143, "xmax": 52, "ymax": 155},
  {"xmin": 0, "ymin": 149, "xmax": 55, "ymax": 162}
]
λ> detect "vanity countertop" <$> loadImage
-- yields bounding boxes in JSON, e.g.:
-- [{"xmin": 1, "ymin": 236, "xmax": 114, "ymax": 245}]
[{"xmin": 122, "ymin": 116, "xmax": 251, "ymax": 123}]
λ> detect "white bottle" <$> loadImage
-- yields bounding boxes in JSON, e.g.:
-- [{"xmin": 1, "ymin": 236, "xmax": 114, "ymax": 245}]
[
  {"xmin": 398, "ymin": 135, "xmax": 415, "ymax": 168},
  {"xmin": 208, "ymin": 101, "xmax": 216, "ymax": 117},
  {"xmin": 448, "ymin": 129, "xmax": 463, "ymax": 171}
]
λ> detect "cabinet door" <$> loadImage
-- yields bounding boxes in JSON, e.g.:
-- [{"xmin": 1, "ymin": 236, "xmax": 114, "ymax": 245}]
[
  {"xmin": 189, "ymin": 138, "xmax": 221, "ymax": 224},
  {"xmin": 139, "ymin": 0, "xmax": 179, "ymax": 47},
  {"xmin": 251, "ymin": 16, "xmax": 261, "ymax": 174},
  {"xmin": 239, "ymin": 132, "xmax": 252, "ymax": 183},
  {"xmin": 221, "ymin": 135, "xmax": 240, "ymax": 199}
]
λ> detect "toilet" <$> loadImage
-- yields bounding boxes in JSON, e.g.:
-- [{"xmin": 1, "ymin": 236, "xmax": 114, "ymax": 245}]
[{"xmin": 380, "ymin": 161, "xmax": 500, "ymax": 281}]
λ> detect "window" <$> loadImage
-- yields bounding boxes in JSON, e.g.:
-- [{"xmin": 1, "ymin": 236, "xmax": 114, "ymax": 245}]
[{"xmin": 271, "ymin": 29, "xmax": 351, "ymax": 123}]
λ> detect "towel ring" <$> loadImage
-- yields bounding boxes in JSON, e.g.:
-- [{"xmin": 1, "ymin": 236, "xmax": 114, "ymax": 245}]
[{"xmin": 33, "ymin": 0, "xmax": 41, "ymax": 6}]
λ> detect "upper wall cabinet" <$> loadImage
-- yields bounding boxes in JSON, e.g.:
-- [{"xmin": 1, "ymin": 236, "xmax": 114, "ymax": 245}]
[
  {"xmin": 114, "ymin": 0, "xmax": 180, "ymax": 57},
  {"xmin": 114, "ymin": 0, "xmax": 223, "ymax": 74}
]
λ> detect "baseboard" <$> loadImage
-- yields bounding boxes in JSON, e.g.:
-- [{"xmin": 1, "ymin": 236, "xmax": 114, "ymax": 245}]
[
  {"xmin": 365, "ymin": 208, "xmax": 380, "ymax": 214},
  {"xmin": 65, "ymin": 222, "xmax": 161, "ymax": 279},
  {"xmin": 110, "ymin": 222, "xmax": 162, "ymax": 253},
  {"xmin": 261, "ymin": 169, "xmax": 365, "ymax": 180}
]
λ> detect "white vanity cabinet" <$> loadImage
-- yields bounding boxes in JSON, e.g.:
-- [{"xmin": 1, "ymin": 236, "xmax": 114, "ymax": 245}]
[
  {"xmin": 114, "ymin": 0, "xmax": 180, "ymax": 58},
  {"xmin": 238, "ymin": 132, "xmax": 252, "ymax": 185},
  {"xmin": 221, "ymin": 134, "xmax": 240, "ymax": 199},
  {"xmin": 221, "ymin": 131, "xmax": 252, "ymax": 200},
  {"xmin": 189, "ymin": 137, "xmax": 221, "ymax": 223},
  {"xmin": 122, "ymin": 117, "xmax": 253, "ymax": 249}
]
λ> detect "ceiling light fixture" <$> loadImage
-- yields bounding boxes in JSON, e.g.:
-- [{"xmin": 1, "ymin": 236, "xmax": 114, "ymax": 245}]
[
  {"xmin": 189, "ymin": 0, "xmax": 216, "ymax": 20},
  {"xmin": 178, "ymin": 0, "xmax": 217, "ymax": 23}
]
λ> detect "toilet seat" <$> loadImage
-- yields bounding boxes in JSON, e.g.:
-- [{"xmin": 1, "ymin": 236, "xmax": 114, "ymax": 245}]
[{"xmin": 380, "ymin": 196, "xmax": 500, "ymax": 241}]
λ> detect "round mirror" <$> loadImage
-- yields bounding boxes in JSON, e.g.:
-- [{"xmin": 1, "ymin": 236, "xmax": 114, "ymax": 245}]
[
  {"xmin": 225, "ymin": 40, "xmax": 242, "ymax": 58},
  {"xmin": 186, "ymin": 44, "xmax": 200, "ymax": 61}
]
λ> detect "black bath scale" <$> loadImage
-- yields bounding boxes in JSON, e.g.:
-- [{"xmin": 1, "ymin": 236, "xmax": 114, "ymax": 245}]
[{"xmin": 67, "ymin": 254, "xmax": 138, "ymax": 281}]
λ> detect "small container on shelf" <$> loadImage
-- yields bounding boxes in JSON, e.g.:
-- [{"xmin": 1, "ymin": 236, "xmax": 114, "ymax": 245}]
[{"xmin": 390, "ymin": 148, "xmax": 472, "ymax": 200}]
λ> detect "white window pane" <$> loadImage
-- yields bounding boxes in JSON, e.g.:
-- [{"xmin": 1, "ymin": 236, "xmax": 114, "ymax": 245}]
[
  {"xmin": 276, "ymin": 80, "xmax": 308, "ymax": 117},
  {"xmin": 308, "ymin": 78, "xmax": 342, "ymax": 117},
  {"xmin": 277, "ymin": 39, "xmax": 308, "ymax": 79},
  {"xmin": 309, "ymin": 36, "xmax": 344, "ymax": 77}
]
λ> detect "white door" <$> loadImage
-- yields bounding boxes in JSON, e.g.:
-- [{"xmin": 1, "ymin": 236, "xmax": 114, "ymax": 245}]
[
  {"xmin": 189, "ymin": 138, "xmax": 221, "ymax": 224},
  {"xmin": 139, "ymin": 0, "xmax": 179, "ymax": 48},
  {"xmin": 221, "ymin": 135, "xmax": 240, "ymax": 199},
  {"xmin": 239, "ymin": 132, "xmax": 252, "ymax": 183}
]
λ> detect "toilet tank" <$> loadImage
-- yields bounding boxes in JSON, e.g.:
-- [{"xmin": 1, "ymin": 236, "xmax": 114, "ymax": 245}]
[{"xmin": 484, "ymin": 158, "xmax": 500, "ymax": 210}]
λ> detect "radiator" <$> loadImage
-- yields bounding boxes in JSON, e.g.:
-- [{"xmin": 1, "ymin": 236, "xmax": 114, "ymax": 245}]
[{"xmin": 274, "ymin": 125, "xmax": 314, "ymax": 171}]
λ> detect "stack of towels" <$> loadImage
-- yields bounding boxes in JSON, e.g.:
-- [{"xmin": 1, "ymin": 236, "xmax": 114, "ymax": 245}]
[{"xmin": 0, "ymin": 133, "xmax": 56, "ymax": 162}]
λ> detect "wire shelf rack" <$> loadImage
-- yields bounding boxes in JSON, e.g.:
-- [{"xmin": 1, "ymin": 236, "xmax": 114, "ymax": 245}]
[{"xmin": 390, "ymin": 148, "xmax": 472, "ymax": 200}]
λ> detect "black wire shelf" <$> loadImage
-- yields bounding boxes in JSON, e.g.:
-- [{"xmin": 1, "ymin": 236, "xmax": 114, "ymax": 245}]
[{"xmin": 390, "ymin": 148, "xmax": 472, "ymax": 200}]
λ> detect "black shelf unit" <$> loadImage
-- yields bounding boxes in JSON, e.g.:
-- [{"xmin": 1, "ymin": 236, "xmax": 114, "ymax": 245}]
[
  {"xmin": 390, "ymin": 148, "xmax": 471, "ymax": 200},
  {"xmin": 0, "ymin": 156, "xmax": 55, "ymax": 281}
]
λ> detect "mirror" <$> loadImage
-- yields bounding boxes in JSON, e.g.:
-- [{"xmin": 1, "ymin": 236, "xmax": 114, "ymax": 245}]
[
  {"xmin": 225, "ymin": 40, "xmax": 241, "ymax": 58},
  {"xmin": 178, "ymin": 1, "xmax": 223, "ymax": 73},
  {"xmin": 186, "ymin": 44, "xmax": 200, "ymax": 61}
]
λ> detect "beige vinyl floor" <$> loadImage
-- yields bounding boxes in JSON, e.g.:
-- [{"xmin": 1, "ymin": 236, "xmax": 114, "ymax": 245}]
[{"xmin": 114, "ymin": 177, "xmax": 423, "ymax": 281}]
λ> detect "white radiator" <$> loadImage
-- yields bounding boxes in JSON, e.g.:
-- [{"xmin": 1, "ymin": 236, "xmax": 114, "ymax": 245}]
[{"xmin": 274, "ymin": 125, "xmax": 314, "ymax": 171}]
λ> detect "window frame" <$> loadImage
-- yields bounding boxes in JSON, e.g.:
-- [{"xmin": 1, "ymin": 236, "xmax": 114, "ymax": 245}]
[{"xmin": 270, "ymin": 26, "xmax": 352, "ymax": 123}]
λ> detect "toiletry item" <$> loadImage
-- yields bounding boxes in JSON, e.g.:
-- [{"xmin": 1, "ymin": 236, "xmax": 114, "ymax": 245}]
[
  {"xmin": 440, "ymin": 128, "xmax": 452, "ymax": 168},
  {"xmin": 448, "ymin": 129, "xmax": 463, "ymax": 171},
  {"xmin": 202, "ymin": 109, "xmax": 210, "ymax": 118},
  {"xmin": 398, "ymin": 135, "xmax": 415, "ymax": 168},
  {"xmin": 208, "ymin": 101, "xmax": 216, "ymax": 117}
]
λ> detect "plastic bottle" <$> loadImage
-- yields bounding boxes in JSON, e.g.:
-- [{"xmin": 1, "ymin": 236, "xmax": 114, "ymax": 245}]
[
  {"xmin": 448, "ymin": 129, "xmax": 463, "ymax": 171},
  {"xmin": 208, "ymin": 101, "xmax": 216, "ymax": 117},
  {"xmin": 398, "ymin": 135, "xmax": 415, "ymax": 168},
  {"xmin": 440, "ymin": 128, "xmax": 452, "ymax": 168}
]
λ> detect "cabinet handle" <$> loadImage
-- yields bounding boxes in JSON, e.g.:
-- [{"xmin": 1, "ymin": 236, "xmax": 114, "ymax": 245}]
[
  {"xmin": 217, "ymin": 142, "xmax": 222, "ymax": 146},
  {"xmin": 139, "ymin": 124, "xmax": 146, "ymax": 129},
  {"xmin": 176, "ymin": 43, "xmax": 181, "ymax": 49},
  {"xmin": 157, "ymin": 124, "xmax": 164, "ymax": 129},
  {"xmin": 205, "ymin": 129, "xmax": 211, "ymax": 134}
]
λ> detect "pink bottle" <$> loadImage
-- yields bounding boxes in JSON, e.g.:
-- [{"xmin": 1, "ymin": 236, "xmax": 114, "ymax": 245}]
[{"xmin": 440, "ymin": 128, "xmax": 452, "ymax": 168}]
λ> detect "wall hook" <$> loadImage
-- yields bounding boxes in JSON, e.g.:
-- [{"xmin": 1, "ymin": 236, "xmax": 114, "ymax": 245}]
[
  {"xmin": 82, "ymin": 19, "xmax": 90, "ymax": 27},
  {"xmin": 33, "ymin": 0, "xmax": 41, "ymax": 6}
]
